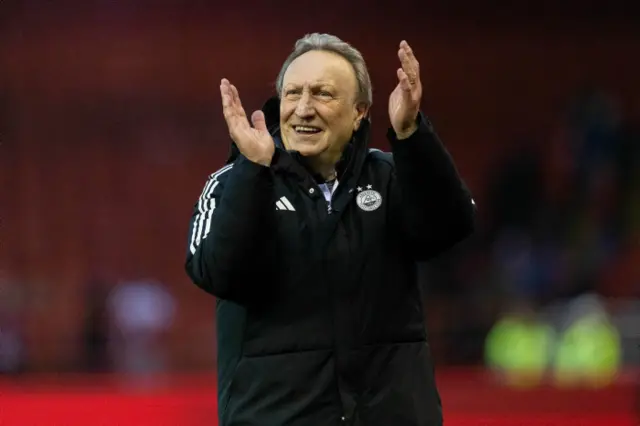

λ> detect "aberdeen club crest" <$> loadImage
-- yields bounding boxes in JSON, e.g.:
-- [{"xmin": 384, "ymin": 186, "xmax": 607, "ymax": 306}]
[{"xmin": 356, "ymin": 185, "xmax": 382, "ymax": 211}]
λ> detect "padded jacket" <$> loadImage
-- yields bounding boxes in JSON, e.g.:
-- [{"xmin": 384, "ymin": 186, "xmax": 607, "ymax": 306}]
[{"xmin": 185, "ymin": 96, "xmax": 476, "ymax": 426}]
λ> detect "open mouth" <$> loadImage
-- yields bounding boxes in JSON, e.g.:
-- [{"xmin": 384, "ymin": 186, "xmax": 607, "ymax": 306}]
[{"xmin": 293, "ymin": 125, "xmax": 322, "ymax": 135}]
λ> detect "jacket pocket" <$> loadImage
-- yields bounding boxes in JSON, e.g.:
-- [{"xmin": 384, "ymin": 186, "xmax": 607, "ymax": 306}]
[{"xmin": 223, "ymin": 350, "xmax": 342, "ymax": 426}]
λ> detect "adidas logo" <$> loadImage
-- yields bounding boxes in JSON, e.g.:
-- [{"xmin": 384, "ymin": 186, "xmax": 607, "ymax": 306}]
[{"xmin": 275, "ymin": 196, "xmax": 296, "ymax": 211}]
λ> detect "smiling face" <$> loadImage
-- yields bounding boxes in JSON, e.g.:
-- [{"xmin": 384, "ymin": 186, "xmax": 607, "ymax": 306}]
[{"xmin": 279, "ymin": 50, "xmax": 368, "ymax": 169}]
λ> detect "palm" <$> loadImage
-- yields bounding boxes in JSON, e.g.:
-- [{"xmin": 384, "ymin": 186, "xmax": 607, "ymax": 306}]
[
  {"xmin": 388, "ymin": 85, "xmax": 410, "ymax": 127},
  {"xmin": 220, "ymin": 79, "xmax": 274, "ymax": 166},
  {"xmin": 234, "ymin": 121, "xmax": 272, "ymax": 152},
  {"xmin": 388, "ymin": 41, "xmax": 422, "ymax": 137}
]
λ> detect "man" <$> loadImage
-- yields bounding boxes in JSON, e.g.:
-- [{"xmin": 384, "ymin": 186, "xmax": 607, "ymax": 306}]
[{"xmin": 185, "ymin": 33, "xmax": 476, "ymax": 426}]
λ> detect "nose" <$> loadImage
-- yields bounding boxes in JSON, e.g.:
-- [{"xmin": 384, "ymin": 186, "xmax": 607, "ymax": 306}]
[{"xmin": 294, "ymin": 91, "xmax": 315, "ymax": 118}]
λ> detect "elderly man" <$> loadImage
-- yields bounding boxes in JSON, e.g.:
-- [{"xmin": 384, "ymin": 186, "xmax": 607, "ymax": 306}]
[{"xmin": 185, "ymin": 33, "xmax": 475, "ymax": 426}]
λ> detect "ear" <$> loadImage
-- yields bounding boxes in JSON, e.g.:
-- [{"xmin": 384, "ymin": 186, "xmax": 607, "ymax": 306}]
[{"xmin": 353, "ymin": 102, "xmax": 369, "ymax": 131}]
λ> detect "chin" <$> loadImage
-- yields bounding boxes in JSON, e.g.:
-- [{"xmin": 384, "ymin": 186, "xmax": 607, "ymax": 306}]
[{"xmin": 291, "ymin": 143, "xmax": 326, "ymax": 157}]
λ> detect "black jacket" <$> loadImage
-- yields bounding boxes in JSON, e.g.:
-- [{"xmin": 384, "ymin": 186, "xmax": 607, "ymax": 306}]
[{"xmin": 185, "ymin": 96, "xmax": 476, "ymax": 426}]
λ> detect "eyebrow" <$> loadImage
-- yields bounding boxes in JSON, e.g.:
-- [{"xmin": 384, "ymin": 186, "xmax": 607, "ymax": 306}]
[{"xmin": 284, "ymin": 81, "xmax": 335, "ymax": 89}]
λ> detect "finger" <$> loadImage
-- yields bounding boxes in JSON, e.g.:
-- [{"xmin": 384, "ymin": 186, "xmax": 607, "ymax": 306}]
[
  {"xmin": 398, "ymin": 41, "xmax": 419, "ymax": 78},
  {"xmin": 221, "ymin": 89, "xmax": 240, "ymax": 128},
  {"xmin": 220, "ymin": 84, "xmax": 235, "ymax": 123},
  {"xmin": 221, "ymin": 78, "xmax": 233, "ymax": 97},
  {"xmin": 220, "ymin": 79, "xmax": 231, "ymax": 107},
  {"xmin": 399, "ymin": 51, "xmax": 419, "ymax": 87},
  {"xmin": 229, "ymin": 84, "xmax": 248, "ymax": 117},
  {"xmin": 397, "ymin": 68, "xmax": 412, "ymax": 92},
  {"xmin": 221, "ymin": 79, "xmax": 241, "ymax": 113},
  {"xmin": 220, "ymin": 79, "xmax": 241, "ymax": 110},
  {"xmin": 251, "ymin": 110, "xmax": 268, "ymax": 132},
  {"xmin": 397, "ymin": 49, "xmax": 415, "ymax": 82},
  {"xmin": 398, "ymin": 49, "xmax": 419, "ymax": 78},
  {"xmin": 221, "ymin": 81, "xmax": 248, "ymax": 129},
  {"xmin": 230, "ymin": 84, "xmax": 241, "ymax": 105}
]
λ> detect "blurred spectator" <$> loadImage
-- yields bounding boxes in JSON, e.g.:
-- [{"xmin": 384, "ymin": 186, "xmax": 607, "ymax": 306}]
[
  {"xmin": 107, "ymin": 279, "xmax": 176, "ymax": 377},
  {"xmin": 486, "ymin": 143, "xmax": 543, "ymax": 236},
  {"xmin": 80, "ymin": 278, "xmax": 110, "ymax": 372},
  {"xmin": 484, "ymin": 298, "xmax": 555, "ymax": 388},
  {"xmin": 476, "ymin": 88, "xmax": 637, "ymax": 375},
  {"xmin": 0, "ymin": 274, "xmax": 26, "ymax": 374},
  {"xmin": 552, "ymin": 293, "xmax": 622, "ymax": 388}
]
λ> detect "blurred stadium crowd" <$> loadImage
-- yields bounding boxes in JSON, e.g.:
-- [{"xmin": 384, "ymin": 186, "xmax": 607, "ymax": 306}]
[
  {"xmin": 422, "ymin": 88, "xmax": 639, "ymax": 387},
  {"xmin": 0, "ymin": 4, "xmax": 638, "ymax": 398},
  {"xmin": 1, "ymin": 88, "xmax": 637, "ymax": 390}
]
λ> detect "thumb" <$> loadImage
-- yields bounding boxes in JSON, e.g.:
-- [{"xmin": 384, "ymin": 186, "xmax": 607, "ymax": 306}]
[
  {"xmin": 251, "ymin": 110, "xmax": 268, "ymax": 132},
  {"xmin": 397, "ymin": 68, "xmax": 412, "ymax": 92}
]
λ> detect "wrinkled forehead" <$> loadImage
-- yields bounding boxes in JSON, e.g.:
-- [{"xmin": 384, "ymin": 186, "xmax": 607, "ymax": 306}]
[{"xmin": 282, "ymin": 50, "xmax": 358, "ymax": 92}]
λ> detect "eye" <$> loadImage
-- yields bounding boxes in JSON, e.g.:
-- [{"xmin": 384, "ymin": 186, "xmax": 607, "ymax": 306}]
[
  {"xmin": 284, "ymin": 88, "xmax": 302, "ymax": 98},
  {"xmin": 317, "ymin": 90, "xmax": 333, "ymax": 99}
]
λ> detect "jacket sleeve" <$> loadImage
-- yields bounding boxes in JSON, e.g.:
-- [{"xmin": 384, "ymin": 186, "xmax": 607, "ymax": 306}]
[
  {"xmin": 387, "ymin": 113, "xmax": 476, "ymax": 261},
  {"xmin": 185, "ymin": 155, "xmax": 276, "ymax": 301}
]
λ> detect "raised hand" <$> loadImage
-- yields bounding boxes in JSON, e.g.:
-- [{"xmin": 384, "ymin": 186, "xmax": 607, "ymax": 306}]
[
  {"xmin": 388, "ymin": 41, "xmax": 423, "ymax": 139},
  {"xmin": 220, "ymin": 78, "xmax": 275, "ymax": 166}
]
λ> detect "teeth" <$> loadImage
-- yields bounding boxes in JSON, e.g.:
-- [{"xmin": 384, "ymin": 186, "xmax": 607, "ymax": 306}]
[{"xmin": 295, "ymin": 126, "xmax": 320, "ymax": 133}]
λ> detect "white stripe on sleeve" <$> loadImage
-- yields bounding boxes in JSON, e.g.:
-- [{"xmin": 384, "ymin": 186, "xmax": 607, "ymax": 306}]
[{"xmin": 189, "ymin": 164, "xmax": 233, "ymax": 254}]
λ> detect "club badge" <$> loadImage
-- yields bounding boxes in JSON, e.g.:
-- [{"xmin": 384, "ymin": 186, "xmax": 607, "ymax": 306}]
[{"xmin": 356, "ymin": 185, "xmax": 382, "ymax": 212}]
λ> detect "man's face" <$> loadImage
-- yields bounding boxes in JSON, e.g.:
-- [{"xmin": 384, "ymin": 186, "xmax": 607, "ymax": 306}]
[{"xmin": 280, "ymin": 50, "xmax": 367, "ymax": 160}]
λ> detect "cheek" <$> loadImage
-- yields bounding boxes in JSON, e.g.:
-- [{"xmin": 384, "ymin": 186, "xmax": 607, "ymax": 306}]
[
  {"xmin": 280, "ymin": 104, "xmax": 294, "ymax": 122},
  {"xmin": 323, "ymin": 108, "xmax": 352, "ymax": 132},
  {"xmin": 335, "ymin": 115, "xmax": 357, "ymax": 136}
]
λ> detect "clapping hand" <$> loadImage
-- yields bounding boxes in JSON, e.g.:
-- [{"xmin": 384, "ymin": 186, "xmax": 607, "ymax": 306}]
[
  {"xmin": 388, "ymin": 41, "xmax": 423, "ymax": 139},
  {"xmin": 220, "ymin": 79, "xmax": 275, "ymax": 166}
]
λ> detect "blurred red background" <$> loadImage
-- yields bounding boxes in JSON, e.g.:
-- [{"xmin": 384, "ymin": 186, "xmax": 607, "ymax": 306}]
[{"xmin": 1, "ymin": 1, "xmax": 639, "ymax": 425}]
